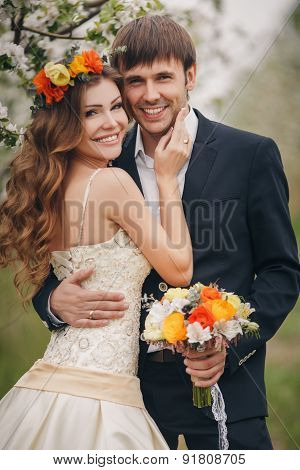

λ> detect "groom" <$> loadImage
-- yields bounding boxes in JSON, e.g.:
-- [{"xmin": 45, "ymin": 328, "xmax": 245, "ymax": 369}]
[{"xmin": 33, "ymin": 16, "xmax": 300, "ymax": 449}]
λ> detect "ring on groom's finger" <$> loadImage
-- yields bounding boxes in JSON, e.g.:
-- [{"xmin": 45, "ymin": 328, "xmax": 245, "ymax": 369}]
[
  {"xmin": 89, "ymin": 310, "xmax": 95, "ymax": 320},
  {"xmin": 183, "ymin": 138, "xmax": 189, "ymax": 144}
]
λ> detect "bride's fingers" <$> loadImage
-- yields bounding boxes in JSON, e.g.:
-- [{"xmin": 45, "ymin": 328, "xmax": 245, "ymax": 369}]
[{"xmin": 156, "ymin": 127, "xmax": 173, "ymax": 152}]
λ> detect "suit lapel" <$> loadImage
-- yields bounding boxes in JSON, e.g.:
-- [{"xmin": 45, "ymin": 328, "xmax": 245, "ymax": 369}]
[
  {"xmin": 182, "ymin": 109, "xmax": 218, "ymax": 206},
  {"xmin": 114, "ymin": 125, "xmax": 144, "ymax": 195}
]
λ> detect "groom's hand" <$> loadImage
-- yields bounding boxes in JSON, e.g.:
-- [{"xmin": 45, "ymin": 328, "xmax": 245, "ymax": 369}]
[
  {"xmin": 183, "ymin": 346, "xmax": 227, "ymax": 387},
  {"xmin": 50, "ymin": 268, "xmax": 128, "ymax": 328}
]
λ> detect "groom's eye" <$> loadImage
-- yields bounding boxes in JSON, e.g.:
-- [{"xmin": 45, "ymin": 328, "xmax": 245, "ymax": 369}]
[
  {"xmin": 158, "ymin": 75, "xmax": 171, "ymax": 81},
  {"xmin": 128, "ymin": 78, "xmax": 142, "ymax": 85}
]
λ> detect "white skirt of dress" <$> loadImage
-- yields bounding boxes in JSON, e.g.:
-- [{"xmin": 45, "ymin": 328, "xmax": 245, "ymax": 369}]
[{"xmin": 0, "ymin": 361, "xmax": 168, "ymax": 450}]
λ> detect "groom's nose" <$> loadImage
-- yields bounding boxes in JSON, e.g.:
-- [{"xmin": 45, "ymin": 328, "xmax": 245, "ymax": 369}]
[{"xmin": 142, "ymin": 80, "xmax": 160, "ymax": 102}]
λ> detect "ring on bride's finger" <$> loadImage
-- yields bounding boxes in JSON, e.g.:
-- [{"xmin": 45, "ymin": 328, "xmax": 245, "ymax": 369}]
[
  {"xmin": 89, "ymin": 310, "xmax": 95, "ymax": 320},
  {"xmin": 183, "ymin": 138, "xmax": 189, "ymax": 144}
]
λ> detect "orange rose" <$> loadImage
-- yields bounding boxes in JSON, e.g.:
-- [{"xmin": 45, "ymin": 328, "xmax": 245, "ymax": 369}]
[
  {"xmin": 69, "ymin": 55, "xmax": 89, "ymax": 77},
  {"xmin": 33, "ymin": 69, "xmax": 53, "ymax": 104},
  {"xmin": 188, "ymin": 305, "xmax": 215, "ymax": 330},
  {"xmin": 82, "ymin": 50, "xmax": 103, "ymax": 74},
  {"xmin": 201, "ymin": 286, "xmax": 221, "ymax": 303},
  {"xmin": 205, "ymin": 299, "xmax": 236, "ymax": 321},
  {"xmin": 162, "ymin": 312, "xmax": 187, "ymax": 344}
]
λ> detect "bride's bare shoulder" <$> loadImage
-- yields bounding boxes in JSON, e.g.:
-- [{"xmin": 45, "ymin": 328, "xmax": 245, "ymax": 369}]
[{"xmin": 95, "ymin": 167, "xmax": 141, "ymax": 199}]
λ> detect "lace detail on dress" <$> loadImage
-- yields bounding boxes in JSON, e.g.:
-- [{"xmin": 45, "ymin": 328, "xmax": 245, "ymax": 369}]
[{"xmin": 46, "ymin": 169, "xmax": 151, "ymax": 376}]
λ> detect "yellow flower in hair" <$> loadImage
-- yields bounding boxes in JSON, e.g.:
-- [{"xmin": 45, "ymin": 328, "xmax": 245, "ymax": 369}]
[
  {"xmin": 69, "ymin": 55, "xmax": 89, "ymax": 77},
  {"xmin": 44, "ymin": 62, "xmax": 70, "ymax": 86}
]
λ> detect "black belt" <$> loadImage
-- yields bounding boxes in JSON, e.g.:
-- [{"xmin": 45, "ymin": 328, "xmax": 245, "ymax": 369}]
[{"xmin": 147, "ymin": 349, "xmax": 176, "ymax": 363}]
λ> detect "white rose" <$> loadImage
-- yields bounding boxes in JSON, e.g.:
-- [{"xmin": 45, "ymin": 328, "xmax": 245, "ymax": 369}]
[{"xmin": 143, "ymin": 314, "xmax": 164, "ymax": 341}]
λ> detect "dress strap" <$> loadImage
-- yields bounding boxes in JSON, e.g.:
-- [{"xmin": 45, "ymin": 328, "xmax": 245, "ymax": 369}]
[{"xmin": 77, "ymin": 168, "xmax": 102, "ymax": 246}]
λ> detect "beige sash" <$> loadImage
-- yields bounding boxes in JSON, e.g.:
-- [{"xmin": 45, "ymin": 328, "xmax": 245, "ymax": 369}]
[{"xmin": 14, "ymin": 360, "xmax": 145, "ymax": 409}]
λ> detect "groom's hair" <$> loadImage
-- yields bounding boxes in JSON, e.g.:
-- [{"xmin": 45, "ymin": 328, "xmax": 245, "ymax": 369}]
[{"xmin": 111, "ymin": 15, "xmax": 196, "ymax": 72}]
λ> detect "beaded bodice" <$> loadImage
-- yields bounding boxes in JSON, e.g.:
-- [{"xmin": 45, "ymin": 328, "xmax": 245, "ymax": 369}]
[{"xmin": 42, "ymin": 169, "xmax": 151, "ymax": 376}]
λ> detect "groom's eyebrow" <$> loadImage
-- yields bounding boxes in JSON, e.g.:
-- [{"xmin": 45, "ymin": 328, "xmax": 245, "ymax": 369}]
[{"xmin": 85, "ymin": 95, "xmax": 121, "ymax": 107}]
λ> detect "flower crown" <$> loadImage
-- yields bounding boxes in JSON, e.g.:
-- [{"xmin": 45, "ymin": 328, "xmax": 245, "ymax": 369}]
[
  {"xmin": 31, "ymin": 45, "xmax": 126, "ymax": 113},
  {"xmin": 32, "ymin": 48, "xmax": 104, "ymax": 110}
]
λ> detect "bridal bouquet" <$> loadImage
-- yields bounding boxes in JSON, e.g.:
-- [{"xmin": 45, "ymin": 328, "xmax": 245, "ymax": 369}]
[{"xmin": 142, "ymin": 282, "xmax": 259, "ymax": 408}]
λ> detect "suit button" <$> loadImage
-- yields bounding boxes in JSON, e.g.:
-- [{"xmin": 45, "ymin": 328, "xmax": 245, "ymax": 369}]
[{"xmin": 159, "ymin": 282, "xmax": 168, "ymax": 292}]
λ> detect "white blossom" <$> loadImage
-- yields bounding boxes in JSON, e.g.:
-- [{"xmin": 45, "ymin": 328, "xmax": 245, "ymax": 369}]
[
  {"xmin": 6, "ymin": 122, "xmax": 18, "ymax": 133},
  {"xmin": 186, "ymin": 323, "xmax": 212, "ymax": 345},
  {"xmin": 148, "ymin": 300, "xmax": 173, "ymax": 324},
  {"xmin": 170, "ymin": 297, "xmax": 190, "ymax": 312},
  {"xmin": 0, "ymin": 102, "xmax": 8, "ymax": 119},
  {"xmin": 235, "ymin": 302, "xmax": 256, "ymax": 319},
  {"xmin": 26, "ymin": 2, "xmax": 60, "ymax": 30},
  {"xmin": 0, "ymin": 42, "xmax": 28, "ymax": 72},
  {"xmin": 214, "ymin": 319, "xmax": 243, "ymax": 341}
]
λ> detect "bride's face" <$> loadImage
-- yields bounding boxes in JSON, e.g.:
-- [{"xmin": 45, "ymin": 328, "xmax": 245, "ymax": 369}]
[{"xmin": 76, "ymin": 78, "xmax": 128, "ymax": 164}]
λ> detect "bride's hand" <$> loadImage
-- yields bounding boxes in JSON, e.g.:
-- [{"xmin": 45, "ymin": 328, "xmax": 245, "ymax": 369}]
[{"xmin": 154, "ymin": 107, "xmax": 193, "ymax": 181}]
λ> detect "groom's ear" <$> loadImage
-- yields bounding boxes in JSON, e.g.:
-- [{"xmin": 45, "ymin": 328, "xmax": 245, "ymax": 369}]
[{"xmin": 185, "ymin": 63, "xmax": 197, "ymax": 92}]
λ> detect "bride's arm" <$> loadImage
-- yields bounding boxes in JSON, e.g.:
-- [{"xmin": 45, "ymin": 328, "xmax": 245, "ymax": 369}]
[{"xmin": 102, "ymin": 110, "xmax": 193, "ymax": 287}]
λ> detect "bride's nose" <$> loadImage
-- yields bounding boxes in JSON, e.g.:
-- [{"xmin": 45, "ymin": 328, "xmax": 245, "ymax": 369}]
[{"xmin": 102, "ymin": 111, "xmax": 118, "ymax": 129}]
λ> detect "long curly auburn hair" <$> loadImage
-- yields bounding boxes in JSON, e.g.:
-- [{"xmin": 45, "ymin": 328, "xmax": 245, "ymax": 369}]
[{"xmin": 0, "ymin": 66, "xmax": 123, "ymax": 305}]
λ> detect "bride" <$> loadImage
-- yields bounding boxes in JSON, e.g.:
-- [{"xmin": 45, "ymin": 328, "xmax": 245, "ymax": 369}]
[{"xmin": 0, "ymin": 49, "xmax": 193, "ymax": 450}]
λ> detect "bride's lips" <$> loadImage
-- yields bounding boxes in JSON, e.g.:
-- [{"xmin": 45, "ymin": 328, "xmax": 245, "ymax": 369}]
[
  {"xmin": 91, "ymin": 132, "xmax": 121, "ymax": 145},
  {"xmin": 139, "ymin": 106, "xmax": 168, "ymax": 120}
]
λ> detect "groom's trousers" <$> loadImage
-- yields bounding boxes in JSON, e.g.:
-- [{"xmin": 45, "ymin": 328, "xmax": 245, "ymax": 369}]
[{"xmin": 140, "ymin": 355, "xmax": 273, "ymax": 450}]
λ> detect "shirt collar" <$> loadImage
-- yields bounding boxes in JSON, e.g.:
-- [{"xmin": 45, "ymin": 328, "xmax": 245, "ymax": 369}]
[{"xmin": 134, "ymin": 107, "xmax": 198, "ymax": 167}]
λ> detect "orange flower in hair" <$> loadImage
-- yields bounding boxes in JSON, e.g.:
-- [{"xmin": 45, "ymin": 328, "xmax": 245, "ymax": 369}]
[
  {"xmin": 82, "ymin": 50, "xmax": 103, "ymax": 74},
  {"xmin": 69, "ymin": 55, "xmax": 89, "ymax": 77},
  {"xmin": 33, "ymin": 69, "xmax": 68, "ymax": 105}
]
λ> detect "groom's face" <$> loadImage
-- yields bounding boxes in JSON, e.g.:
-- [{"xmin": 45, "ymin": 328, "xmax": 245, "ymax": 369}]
[{"xmin": 122, "ymin": 58, "xmax": 196, "ymax": 137}]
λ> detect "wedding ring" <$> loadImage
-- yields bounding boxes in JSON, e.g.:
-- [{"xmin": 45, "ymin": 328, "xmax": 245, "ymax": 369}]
[
  {"xmin": 183, "ymin": 138, "xmax": 189, "ymax": 144},
  {"xmin": 89, "ymin": 310, "xmax": 95, "ymax": 320}
]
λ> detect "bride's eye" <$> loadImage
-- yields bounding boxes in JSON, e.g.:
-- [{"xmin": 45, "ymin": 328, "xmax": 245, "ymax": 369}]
[
  {"xmin": 112, "ymin": 102, "xmax": 123, "ymax": 111},
  {"xmin": 85, "ymin": 109, "xmax": 97, "ymax": 117}
]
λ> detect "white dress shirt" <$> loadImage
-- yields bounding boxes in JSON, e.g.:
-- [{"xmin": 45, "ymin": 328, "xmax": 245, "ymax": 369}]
[
  {"xmin": 135, "ymin": 107, "xmax": 198, "ymax": 217},
  {"xmin": 48, "ymin": 108, "xmax": 199, "ymax": 327}
]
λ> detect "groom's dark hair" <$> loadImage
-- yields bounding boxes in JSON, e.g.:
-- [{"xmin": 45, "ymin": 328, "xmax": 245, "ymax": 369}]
[{"xmin": 111, "ymin": 15, "xmax": 196, "ymax": 72}]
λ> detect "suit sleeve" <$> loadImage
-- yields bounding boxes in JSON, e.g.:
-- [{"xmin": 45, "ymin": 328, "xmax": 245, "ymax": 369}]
[
  {"xmin": 32, "ymin": 267, "xmax": 66, "ymax": 331},
  {"xmin": 226, "ymin": 137, "xmax": 300, "ymax": 375}
]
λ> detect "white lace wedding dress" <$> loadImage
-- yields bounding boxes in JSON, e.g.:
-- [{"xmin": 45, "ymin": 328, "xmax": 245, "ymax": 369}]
[{"xmin": 0, "ymin": 169, "xmax": 168, "ymax": 450}]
